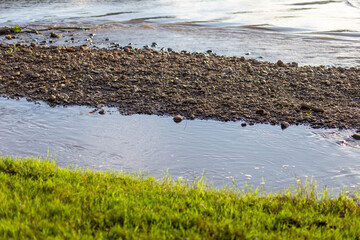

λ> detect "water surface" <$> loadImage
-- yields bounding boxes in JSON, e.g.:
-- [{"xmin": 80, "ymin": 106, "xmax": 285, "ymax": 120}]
[
  {"xmin": 1, "ymin": 1, "xmax": 360, "ymax": 192},
  {"xmin": 1, "ymin": 98, "xmax": 359, "ymax": 192},
  {"xmin": 1, "ymin": 0, "xmax": 360, "ymax": 66}
]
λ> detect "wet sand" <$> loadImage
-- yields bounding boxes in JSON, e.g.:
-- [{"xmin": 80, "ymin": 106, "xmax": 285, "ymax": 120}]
[{"xmin": 0, "ymin": 42, "xmax": 359, "ymax": 129}]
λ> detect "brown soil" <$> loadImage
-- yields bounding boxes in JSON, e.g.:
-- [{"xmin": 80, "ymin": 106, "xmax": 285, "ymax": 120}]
[{"xmin": 0, "ymin": 42, "xmax": 359, "ymax": 129}]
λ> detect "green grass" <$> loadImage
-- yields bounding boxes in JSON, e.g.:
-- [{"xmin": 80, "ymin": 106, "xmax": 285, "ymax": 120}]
[{"xmin": 1, "ymin": 156, "xmax": 360, "ymax": 239}]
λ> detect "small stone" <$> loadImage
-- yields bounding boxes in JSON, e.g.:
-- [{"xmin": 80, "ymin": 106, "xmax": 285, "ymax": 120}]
[
  {"xmin": 173, "ymin": 114, "xmax": 183, "ymax": 123},
  {"xmin": 352, "ymin": 133, "xmax": 360, "ymax": 140},
  {"xmin": 50, "ymin": 32, "xmax": 60, "ymax": 38},
  {"xmin": 256, "ymin": 109, "xmax": 267, "ymax": 115},
  {"xmin": 281, "ymin": 121, "xmax": 290, "ymax": 130},
  {"xmin": 99, "ymin": 109, "xmax": 106, "ymax": 115},
  {"xmin": 291, "ymin": 62, "xmax": 298, "ymax": 67},
  {"xmin": 30, "ymin": 42, "xmax": 36, "ymax": 47},
  {"xmin": 277, "ymin": 60, "xmax": 285, "ymax": 67},
  {"xmin": 241, "ymin": 123, "xmax": 247, "ymax": 127},
  {"xmin": 49, "ymin": 95, "xmax": 56, "ymax": 101},
  {"xmin": 300, "ymin": 103, "xmax": 324, "ymax": 113},
  {"xmin": 5, "ymin": 35, "xmax": 13, "ymax": 40}
]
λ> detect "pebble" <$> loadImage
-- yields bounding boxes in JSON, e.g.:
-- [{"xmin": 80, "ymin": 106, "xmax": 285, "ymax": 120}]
[
  {"xmin": 256, "ymin": 109, "xmax": 267, "ymax": 115},
  {"xmin": 98, "ymin": 109, "xmax": 106, "ymax": 115},
  {"xmin": 241, "ymin": 123, "xmax": 246, "ymax": 127},
  {"xmin": 352, "ymin": 133, "xmax": 360, "ymax": 140},
  {"xmin": 300, "ymin": 103, "xmax": 324, "ymax": 113},
  {"xmin": 50, "ymin": 32, "xmax": 60, "ymax": 38},
  {"xmin": 173, "ymin": 114, "xmax": 183, "ymax": 123},
  {"xmin": 276, "ymin": 60, "xmax": 285, "ymax": 67},
  {"xmin": 281, "ymin": 121, "xmax": 290, "ymax": 130}
]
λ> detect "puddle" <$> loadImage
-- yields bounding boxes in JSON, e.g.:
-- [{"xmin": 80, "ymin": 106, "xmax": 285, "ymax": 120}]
[{"xmin": 0, "ymin": 98, "xmax": 359, "ymax": 193}]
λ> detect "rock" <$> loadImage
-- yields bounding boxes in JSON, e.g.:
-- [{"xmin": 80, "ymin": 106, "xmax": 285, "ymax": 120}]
[
  {"xmin": 173, "ymin": 114, "xmax": 183, "ymax": 123},
  {"xmin": 50, "ymin": 32, "xmax": 60, "ymax": 38},
  {"xmin": 5, "ymin": 35, "xmax": 13, "ymax": 40},
  {"xmin": 30, "ymin": 42, "xmax": 36, "ymax": 48},
  {"xmin": 256, "ymin": 109, "xmax": 267, "ymax": 115},
  {"xmin": 241, "ymin": 123, "xmax": 247, "ymax": 127},
  {"xmin": 291, "ymin": 62, "xmax": 298, "ymax": 67},
  {"xmin": 281, "ymin": 121, "xmax": 290, "ymax": 130},
  {"xmin": 99, "ymin": 109, "xmax": 106, "ymax": 115},
  {"xmin": 300, "ymin": 103, "xmax": 324, "ymax": 113},
  {"xmin": 352, "ymin": 133, "xmax": 360, "ymax": 140},
  {"xmin": 276, "ymin": 60, "xmax": 285, "ymax": 67}
]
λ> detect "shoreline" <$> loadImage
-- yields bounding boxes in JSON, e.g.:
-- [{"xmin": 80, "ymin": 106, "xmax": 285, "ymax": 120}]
[{"xmin": 1, "ymin": 42, "xmax": 360, "ymax": 129}]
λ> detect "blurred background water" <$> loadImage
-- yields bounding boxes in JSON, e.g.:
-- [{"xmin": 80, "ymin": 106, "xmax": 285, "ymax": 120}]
[{"xmin": 1, "ymin": 0, "xmax": 360, "ymax": 66}]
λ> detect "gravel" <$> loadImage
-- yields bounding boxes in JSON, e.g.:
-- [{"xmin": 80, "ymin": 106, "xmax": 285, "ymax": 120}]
[{"xmin": 1, "ymin": 43, "xmax": 359, "ymax": 129}]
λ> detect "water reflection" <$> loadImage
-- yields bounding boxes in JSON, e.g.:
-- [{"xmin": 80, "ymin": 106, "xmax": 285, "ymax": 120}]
[
  {"xmin": 0, "ymin": 98, "xmax": 359, "ymax": 193},
  {"xmin": 1, "ymin": 0, "xmax": 360, "ymax": 33},
  {"xmin": 1, "ymin": 0, "xmax": 359, "ymax": 68}
]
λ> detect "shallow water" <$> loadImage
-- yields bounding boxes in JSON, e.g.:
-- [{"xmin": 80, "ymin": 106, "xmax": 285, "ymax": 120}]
[
  {"xmin": 1, "ymin": 98, "xmax": 359, "ymax": 192},
  {"xmin": 1, "ymin": 1, "xmax": 360, "ymax": 193},
  {"xmin": 1, "ymin": 0, "xmax": 360, "ymax": 66}
]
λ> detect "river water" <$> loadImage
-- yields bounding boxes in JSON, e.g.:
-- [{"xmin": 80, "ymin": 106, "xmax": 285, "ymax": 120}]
[
  {"xmin": 1, "ymin": 0, "xmax": 360, "ymax": 66},
  {"xmin": 0, "ymin": 98, "xmax": 359, "ymax": 193},
  {"xmin": 1, "ymin": 0, "xmax": 360, "ymax": 192}
]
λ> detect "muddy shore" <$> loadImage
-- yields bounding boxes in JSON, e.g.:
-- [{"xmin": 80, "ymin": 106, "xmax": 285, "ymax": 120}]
[{"xmin": 0, "ymin": 42, "xmax": 359, "ymax": 129}]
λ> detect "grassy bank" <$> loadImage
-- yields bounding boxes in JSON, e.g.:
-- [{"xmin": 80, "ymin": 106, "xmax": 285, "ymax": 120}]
[{"xmin": 1, "ymin": 156, "xmax": 360, "ymax": 239}]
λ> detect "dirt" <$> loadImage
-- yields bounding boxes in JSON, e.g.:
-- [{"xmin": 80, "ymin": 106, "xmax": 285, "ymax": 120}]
[{"xmin": 0, "ymin": 42, "xmax": 359, "ymax": 129}]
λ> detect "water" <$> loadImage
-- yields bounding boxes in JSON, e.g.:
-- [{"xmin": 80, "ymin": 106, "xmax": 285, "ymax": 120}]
[
  {"xmin": 1, "ymin": 1, "xmax": 360, "ymax": 192},
  {"xmin": 0, "ymin": 98, "xmax": 359, "ymax": 192},
  {"xmin": 1, "ymin": 0, "xmax": 360, "ymax": 66}
]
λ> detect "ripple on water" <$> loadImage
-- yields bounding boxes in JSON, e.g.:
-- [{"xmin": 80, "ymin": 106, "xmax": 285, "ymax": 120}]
[{"xmin": 0, "ymin": 98, "xmax": 359, "ymax": 193}]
